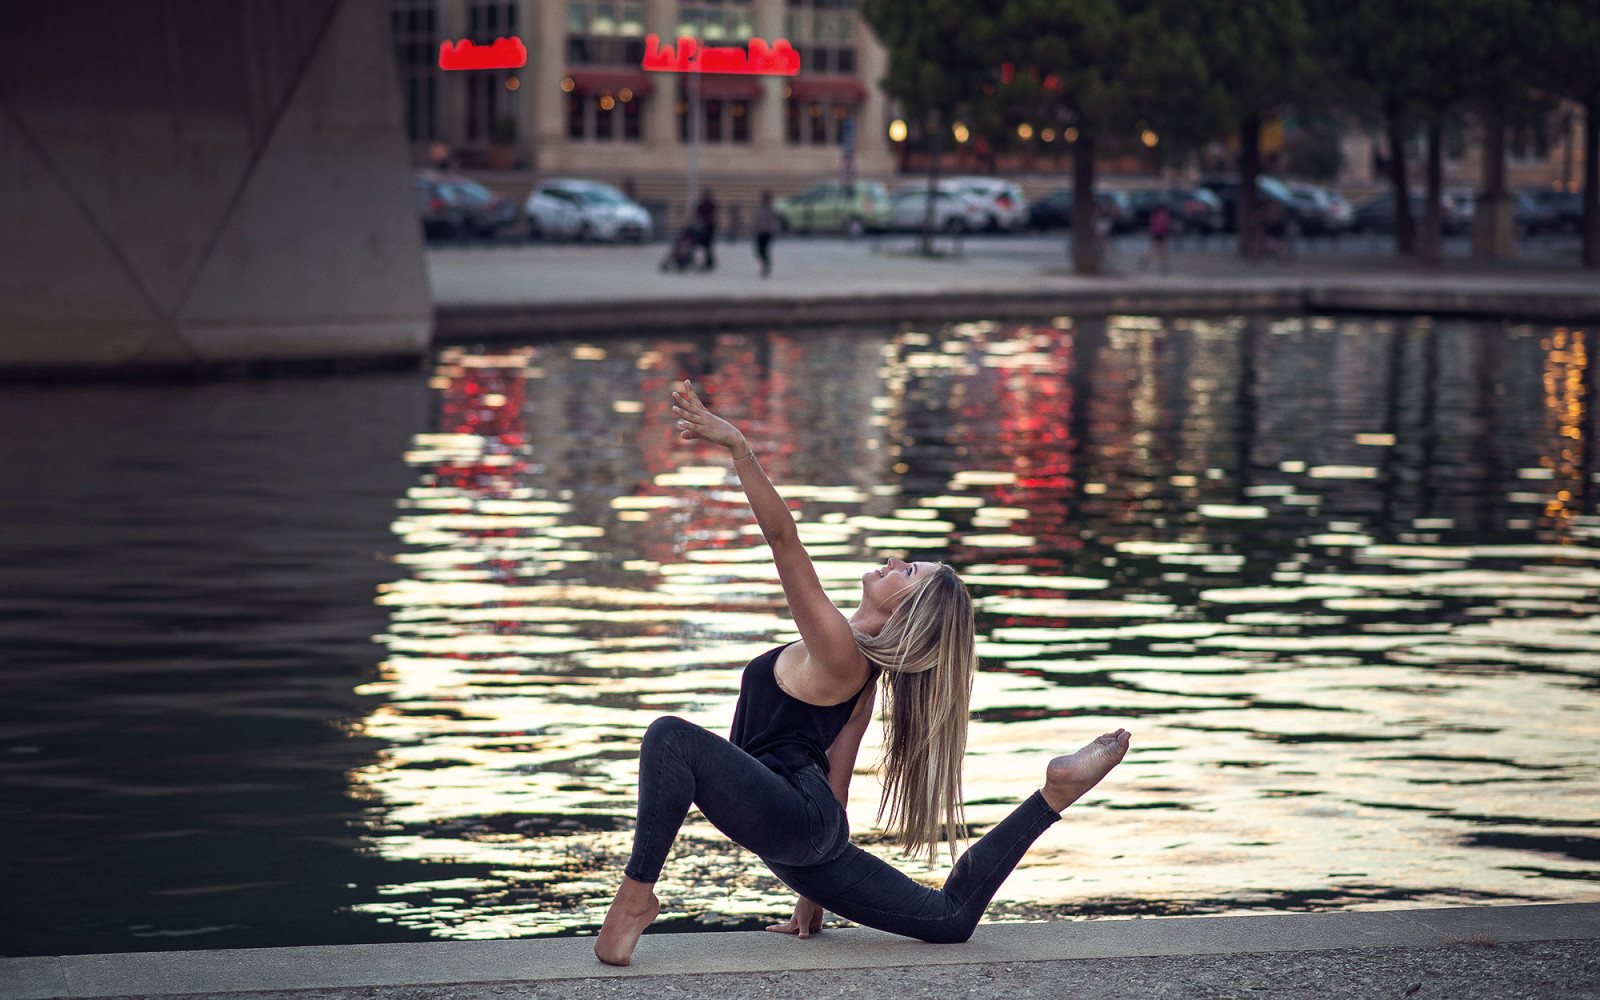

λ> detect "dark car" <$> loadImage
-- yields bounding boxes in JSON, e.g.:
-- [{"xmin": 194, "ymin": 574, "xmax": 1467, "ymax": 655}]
[
  {"xmin": 1516, "ymin": 189, "xmax": 1570, "ymax": 235},
  {"xmin": 1522, "ymin": 188, "xmax": 1582, "ymax": 233},
  {"xmin": 1197, "ymin": 175, "xmax": 1316, "ymax": 235},
  {"xmin": 415, "ymin": 173, "xmax": 468, "ymax": 241},
  {"xmin": 1125, "ymin": 187, "xmax": 1223, "ymax": 234},
  {"xmin": 430, "ymin": 172, "xmax": 523, "ymax": 241},
  {"xmin": 1028, "ymin": 188, "xmax": 1134, "ymax": 231},
  {"xmin": 1351, "ymin": 190, "xmax": 1470, "ymax": 235}
]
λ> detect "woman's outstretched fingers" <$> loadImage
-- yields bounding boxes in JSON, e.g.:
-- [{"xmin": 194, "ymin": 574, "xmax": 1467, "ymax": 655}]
[{"xmin": 1041, "ymin": 729, "xmax": 1131, "ymax": 813}]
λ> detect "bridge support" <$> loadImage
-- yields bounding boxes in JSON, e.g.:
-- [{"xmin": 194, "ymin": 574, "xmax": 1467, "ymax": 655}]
[{"xmin": 0, "ymin": 0, "xmax": 432, "ymax": 373}]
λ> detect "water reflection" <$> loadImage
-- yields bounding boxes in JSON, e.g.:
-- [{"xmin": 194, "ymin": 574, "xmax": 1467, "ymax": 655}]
[{"xmin": 363, "ymin": 317, "xmax": 1600, "ymax": 940}]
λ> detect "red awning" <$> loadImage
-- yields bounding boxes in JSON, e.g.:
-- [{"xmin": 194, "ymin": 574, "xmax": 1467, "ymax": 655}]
[
  {"xmin": 681, "ymin": 74, "xmax": 764, "ymax": 101},
  {"xmin": 564, "ymin": 68, "xmax": 655, "ymax": 98},
  {"xmin": 785, "ymin": 76, "xmax": 866, "ymax": 104}
]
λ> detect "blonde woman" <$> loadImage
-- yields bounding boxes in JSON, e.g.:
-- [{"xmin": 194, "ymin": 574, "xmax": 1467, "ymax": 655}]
[{"xmin": 594, "ymin": 380, "xmax": 1131, "ymax": 966}]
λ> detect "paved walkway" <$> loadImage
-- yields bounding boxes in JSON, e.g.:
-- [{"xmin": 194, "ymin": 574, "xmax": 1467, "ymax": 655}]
[
  {"xmin": 428, "ymin": 233, "xmax": 1600, "ymax": 342},
  {"xmin": 5, "ymin": 903, "xmax": 1597, "ymax": 1000}
]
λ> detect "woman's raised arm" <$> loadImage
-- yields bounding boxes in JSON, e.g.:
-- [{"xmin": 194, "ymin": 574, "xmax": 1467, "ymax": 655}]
[{"xmin": 671, "ymin": 380, "xmax": 863, "ymax": 677}]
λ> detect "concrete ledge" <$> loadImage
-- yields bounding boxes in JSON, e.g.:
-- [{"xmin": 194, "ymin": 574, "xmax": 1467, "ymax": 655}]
[
  {"xmin": 4, "ymin": 903, "xmax": 1596, "ymax": 1000},
  {"xmin": 433, "ymin": 286, "xmax": 1600, "ymax": 344}
]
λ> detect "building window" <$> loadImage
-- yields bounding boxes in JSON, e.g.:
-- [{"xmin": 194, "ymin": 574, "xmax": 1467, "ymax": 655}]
[
  {"xmin": 786, "ymin": 98, "xmax": 854, "ymax": 146},
  {"xmin": 391, "ymin": 0, "xmax": 439, "ymax": 142},
  {"xmin": 786, "ymin": 0, "xmax": 855, "ymax": 76},
  {"xmin": 567, "ymin": 1, "xmax": 646, "ymax": 65},
  {"xmin": 678, "ymin": 0, "xmax": 755, "ymax": 41},
  {"xmin": 569, "ymin": 91, "xmax": 644, "ymax": 141},
  {"xmin": 1510, "ymin": 117, "xmax": 1552, "ymax": 163},
  {"xmin": 680, "ymin": 92, "xmax": 751, "ymax": 143}
]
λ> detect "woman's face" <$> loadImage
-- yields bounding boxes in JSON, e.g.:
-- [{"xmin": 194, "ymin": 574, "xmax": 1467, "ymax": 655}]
[{"xmin": 861, "ymin": 557, "xmax": 938, "ymax": 611}]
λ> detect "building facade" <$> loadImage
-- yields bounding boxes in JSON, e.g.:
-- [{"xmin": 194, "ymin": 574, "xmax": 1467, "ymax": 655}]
[{"xmin": 392, "ymin": 0, "xmax": 894, "ymax": 206}]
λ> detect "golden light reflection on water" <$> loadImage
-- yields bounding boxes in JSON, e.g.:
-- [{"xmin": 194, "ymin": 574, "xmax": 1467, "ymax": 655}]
[{"xmin": 359, "ymin": 319, "xmax": 1599, "ymax": 940}]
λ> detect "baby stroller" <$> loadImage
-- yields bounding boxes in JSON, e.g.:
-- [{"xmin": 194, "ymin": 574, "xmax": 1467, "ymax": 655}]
[{"xmin": 659, "ymin": 226, "xmax": 697, "ymax": 272}]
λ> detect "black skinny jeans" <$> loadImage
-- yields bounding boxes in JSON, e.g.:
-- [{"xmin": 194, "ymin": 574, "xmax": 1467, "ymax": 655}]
[{"xmin": 623, "ymin": 715, "xmax": 1060, "ymax": 944}]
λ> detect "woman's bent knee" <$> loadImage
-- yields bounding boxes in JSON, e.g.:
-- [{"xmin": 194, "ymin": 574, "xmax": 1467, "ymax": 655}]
[{"xmin": 642, "ymin": 715, "xmax": 698, "ymax": 748}]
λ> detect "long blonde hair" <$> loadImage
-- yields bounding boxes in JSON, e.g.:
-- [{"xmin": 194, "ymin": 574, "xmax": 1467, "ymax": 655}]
[{"xmin": 853, "ymin": 563, "xmax": 977, "ymax": 863}]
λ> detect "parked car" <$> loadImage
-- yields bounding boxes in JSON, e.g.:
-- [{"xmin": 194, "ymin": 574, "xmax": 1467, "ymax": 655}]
[
  {"xmin": 1286, "ymin": 183, "xmax": 1353, "ymax": 235},
  {"xmin": 434, "ymin": 173, "xmax": 523, "ymax": 240},
  {"xmin": 1027, "ymin": 188, "xmax": 1132, "ymax": 232},
  {"xmin": 888, "ymin": 187, "xmax": 988, "ymax": 233},
  {"xmin": 1522, "ymin": 187, "xmax": 1582, "ymax": 233},
  {"xmin": 415, "ymin": 173, "xmax": 468, "ymax": 241},
  {"xmin": 524, "ymin": 178, "xmax": 652, "ymax": 242},
  {"xmin": 1124, "ymin": 187, "xmax": 1223, "ymax": 234},
  {"xmin": 773, "ymin": 181, "xmax": 891, "ymax": 234},
  {"xmin": 1351, "ymin": 190, "xmax": 1469, "ymax": 235},
  {"xmin": 935, "ymin": 176, "xmax": 1030, "ymax": 231},
  {"xmin": 1198, "ymin": 175, "xmax": 1317, "ymax": 234},
  {"xmin": 1514, "ymin": 189, "xmax": 1564, "ymax": 235}
]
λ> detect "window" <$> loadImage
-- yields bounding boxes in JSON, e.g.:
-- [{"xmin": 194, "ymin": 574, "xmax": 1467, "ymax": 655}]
[
  {"xmin": 785, "ymin": 0, "xmax": 856, "ymax": 76},
  {"xmin": 786, "ymin": 97, "xmax": 854, "ymax": 146},
  {"xmin": 462, "ymin": 3, "xmax": 519, "ymax": 142},
  {"xmin": 391, "ymin": 0, "xmax": 439, "ymax": 142},
  {"xmin": 1510, "ymin": 117, "xmax": 1552, "ymax": 162},
  {"xmin": 679, "ymin": 92, "xmax": 751, "ymax": 144},
  {"xmin": 678, "ymin": 0, "xmax": 754, "ymax": 41},
  {"xmin": 567, "ymin": 1, "xmax": 646, "ymax": 65},
  {"xmin": 570, "ymin": 92, "xmax": 644, "ymax": 142}
]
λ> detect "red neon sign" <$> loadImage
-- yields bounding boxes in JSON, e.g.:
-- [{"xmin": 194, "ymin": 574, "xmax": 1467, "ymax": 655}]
[
  {"xmin": 438, "ymin": 37, "xmax": 528, "ymax": 71},
  {"xmin": 641, "ymin": 34, "xmax": 800, "ymax": 75}
]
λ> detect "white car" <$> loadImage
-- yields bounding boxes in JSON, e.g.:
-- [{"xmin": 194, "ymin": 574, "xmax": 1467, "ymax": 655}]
[
  {"xmin": 889, "ymin": 187, "xmax": 988, "ymax": 233},
  {"xmin": 939, "ymin": 176, "xmax": 1029, "ymax": 231},
  {"xmin": 524, "ymin": 179, "xmax": 652, "ymax": 242}
]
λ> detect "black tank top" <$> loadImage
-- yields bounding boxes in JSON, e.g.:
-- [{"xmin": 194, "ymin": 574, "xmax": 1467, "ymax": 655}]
[{"xmin": 729, "ymin": 644, "xmax": 871, "ymax": 777}]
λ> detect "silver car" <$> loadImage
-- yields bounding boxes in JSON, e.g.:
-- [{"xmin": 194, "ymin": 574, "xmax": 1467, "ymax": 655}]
[{"xmin": 525, "ymin": 179, "xmax": 652, "ymax": 242}]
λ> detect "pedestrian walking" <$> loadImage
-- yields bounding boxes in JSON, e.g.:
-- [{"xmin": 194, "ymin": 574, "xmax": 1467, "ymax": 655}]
[
  {"xmin": 593, "ymin": 379, "xmax": 1132, "ymax": 966},
  {"xmin": 1147, "ymin": 202, "xmax": 1171, "ymax": 273},
  {"xmin": 695, "ymin": 189, "xmax": 718, "ymax": 271},
  {"xmin": 754, "ymin": 190, "xmax": 778, "ymax": 278}
]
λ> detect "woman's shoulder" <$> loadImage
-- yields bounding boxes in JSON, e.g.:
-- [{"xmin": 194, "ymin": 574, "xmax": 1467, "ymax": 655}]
[{"xmin": 774, "ymin": 640, "xmax": 872, "ymax": 707}]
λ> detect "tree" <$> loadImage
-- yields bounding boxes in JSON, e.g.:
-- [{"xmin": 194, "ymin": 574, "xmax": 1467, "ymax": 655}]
[
  {"xmin": 992, "ymin": 0, "xmax": 1211, "ymax": 273},
  {"xmin": 861, "ymin": 1, "xmax": 1001, "ymax": 255},
  {"xmin": 1531, "ymin": 0, "xmax": 1600, "ymax": 268},
  {"xmin": 1190, "ymin": 0, "xmax": 1316, "ymax": 257}
]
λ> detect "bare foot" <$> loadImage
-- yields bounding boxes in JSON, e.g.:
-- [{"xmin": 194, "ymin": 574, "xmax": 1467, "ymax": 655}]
[
  {"xmin": 1041, "ymin": 729, "xmax": 1131, "ymax": 812},
  {"xmin": 594, "ymin": 878, "xmax": 660, "ymax": 966}
]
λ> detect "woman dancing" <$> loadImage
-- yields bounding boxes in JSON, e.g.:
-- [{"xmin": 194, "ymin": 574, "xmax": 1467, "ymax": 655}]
[{"xmin": 594, "ymin": 380, "xmax": 1131, "ymax": 966}]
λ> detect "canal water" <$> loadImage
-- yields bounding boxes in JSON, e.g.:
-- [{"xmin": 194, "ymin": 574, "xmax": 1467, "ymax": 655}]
[{"xmin": 3, "ymin": 314, "xmax": 1597, "ymax": 958}]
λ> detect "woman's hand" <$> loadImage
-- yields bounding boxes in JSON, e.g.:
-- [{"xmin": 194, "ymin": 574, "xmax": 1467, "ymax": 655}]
[
  {"xmin": 765, "ymin": 896, "xmax": 824, "ymax": 939},
  {"xmin": 672, "ymin": 379, "xmax": 747, "ymax": 456}
]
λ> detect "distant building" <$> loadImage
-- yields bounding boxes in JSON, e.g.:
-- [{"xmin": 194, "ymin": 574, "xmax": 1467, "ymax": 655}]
[{"xmin": 390, "ymin": 0, "xmax": 894, "ymax": 223}]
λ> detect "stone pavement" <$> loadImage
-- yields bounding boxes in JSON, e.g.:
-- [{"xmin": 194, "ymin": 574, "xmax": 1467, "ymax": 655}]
[
  {"xmin": 5, "ymin": 903, "xmax": 1598, "ymax": 1000},
  {"xmin": 427, "ymin": 233, "xmax": 1600, "ymax": 342}
]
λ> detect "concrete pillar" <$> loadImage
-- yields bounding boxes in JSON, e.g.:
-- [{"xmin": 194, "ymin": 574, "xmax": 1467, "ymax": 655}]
[
  {"xmin": 754, "ymin": 0, "xmax": 787, "ymax": 153},
  {"xmin": 533, "ymin": 0, "xmax": 567, "ymax": 165},
  {"xmin": 854, "ymin": 17, "xmax": 892, "ymax": 178},
  {"xmin": 644, "ymin": 0, "xmax": 680, "ymax": 154},
  {"xmin": 0, "ymin": 0, "xmax": 431, "ymax": 371}
]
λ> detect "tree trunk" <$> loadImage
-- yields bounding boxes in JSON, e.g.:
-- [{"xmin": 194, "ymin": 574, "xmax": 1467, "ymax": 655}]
[
  {"xmin": 1237, "ymin": 113, "xmax": 1262, "ymax": 257},
  {"xmin": 1585, "ymin": 97, "xmax": 1599, "ymax": 270},
  {"xmin": 1419, "ymin": 115, "xmax": 1444, "ymax": 267},
  {"xmin": 1385, "ymin": 97, "xmax": 1415, "ymax": 256},
  {"xmin": 1071, "ymin": 131, "xmax": 1099, "ymax": 274},
  {"xmin": 1473, "ymin": 114, "xmax": 1513, "ymax": 259}
]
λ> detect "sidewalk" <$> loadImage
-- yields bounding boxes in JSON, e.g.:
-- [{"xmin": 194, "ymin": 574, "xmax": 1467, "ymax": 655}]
[
  {"xmin": 428, "ymin": 234, "xmax": 1600, "ymax": 343},
  {"xmin": 6, "ymin": 903, "xmax": 1597, "ymax": 1000}
]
